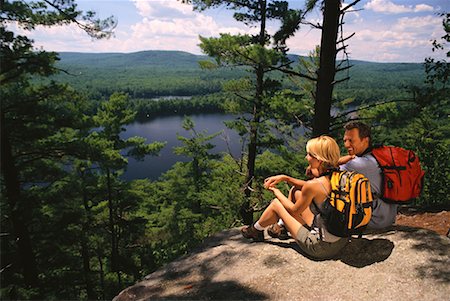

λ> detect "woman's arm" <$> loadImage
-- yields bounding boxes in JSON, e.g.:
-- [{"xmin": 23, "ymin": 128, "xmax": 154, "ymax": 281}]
[
  {"xmin": 268, "ymin": 182, "xmax": 315, "ymax": 214},
  {"xmin": 264, "ymin": 174, "xmax": 307, "ymax": 189}
]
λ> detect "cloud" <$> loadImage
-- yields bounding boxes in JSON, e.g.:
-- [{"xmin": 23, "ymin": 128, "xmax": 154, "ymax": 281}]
[
  {"xmin": 347, "ymin": 15, "xmax": 443, "ymax": 62},
  {"xmin": 125, "ymin": 0, "xmax": 255, "ymax": 53},
  {"xmin": 21, "ymin": 0, "xmax": 250, "ymax": 54},
  {"xmin": 131, "ymin": 0, "xmax": 196, "ymax": 19},
  {"xmin": 7, "ymin": 0, "xmax": 446, "ymax": 63},
  {"xmin": 364, "ymin": 0, "xmax": 434, "ymax": 14}
]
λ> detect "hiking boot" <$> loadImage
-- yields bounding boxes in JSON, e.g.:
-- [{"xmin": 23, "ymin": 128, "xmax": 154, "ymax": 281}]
[
  {"xmin": 267, "ymin": 223, "xmax": 290, "ymax": 240},
  {"xmin": 241, "ymin": 224, "xmax": 264, "ymax": 242}
]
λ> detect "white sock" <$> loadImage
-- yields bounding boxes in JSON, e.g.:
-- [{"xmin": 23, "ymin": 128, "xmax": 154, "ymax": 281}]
[
  {"xmin": 277, "ymin": 219, "xmax": 284, "ymax": 226},
  {"xmin": 254, "ymin": 221, "xmax": 265, "ymax": 231}
]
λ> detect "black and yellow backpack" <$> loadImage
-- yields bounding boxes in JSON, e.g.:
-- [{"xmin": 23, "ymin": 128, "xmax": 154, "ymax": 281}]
[{"xmin": 320, "ymin": 170, "xmax": 373, "ymax": 238}]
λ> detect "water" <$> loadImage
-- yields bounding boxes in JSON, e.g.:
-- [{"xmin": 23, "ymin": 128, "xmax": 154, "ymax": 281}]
[{"xmin": 121, "ymin": 113, "xmax": 242, "ymax": 180}]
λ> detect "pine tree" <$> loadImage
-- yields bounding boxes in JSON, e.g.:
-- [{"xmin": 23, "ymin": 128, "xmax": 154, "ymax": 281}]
[
  {"xmin": 187, "ymin": 0, "xmax": 303, "ymax": 223},
  {"xmin": 0, "ymin": 0, "xmax": 115, "ymax": 296}
]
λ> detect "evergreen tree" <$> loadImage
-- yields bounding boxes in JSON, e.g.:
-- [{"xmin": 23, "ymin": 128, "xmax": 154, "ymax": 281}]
[
  {"xmin": 90, "ymin": 92, "xmax": 165, "ymax": 289},
  {"xmin": 357, "ymin": 12, "xmax": 449, "ymax": 208},
  {"xmin": 187, "ymin": 0, "xmax": 303, "ymax": 224},
  {"xmin": 1, "ymin": 0, "xmax": 115, "ymax": 297},
  {"xmin": 302, "ymin": 0, "xmax": 362, "ymax": 136},
  {"xmin": 174, "ymin": 116, "xmax": 221, "ymax": 199}
]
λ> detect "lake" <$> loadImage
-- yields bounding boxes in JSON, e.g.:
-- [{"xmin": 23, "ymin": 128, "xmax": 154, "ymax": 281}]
[{"xmin": 122, "ymin": 113, "xmax": 242, "ymax": 180}]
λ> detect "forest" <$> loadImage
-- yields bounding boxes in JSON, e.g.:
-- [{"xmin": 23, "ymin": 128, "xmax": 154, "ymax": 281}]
[
  {"xmin": 53, "ymin": 51, "xmax": 425, "ymax": 105},
  {"xmin": 1, "ymin": 1, "xmax": 448, "ymax": 300}
]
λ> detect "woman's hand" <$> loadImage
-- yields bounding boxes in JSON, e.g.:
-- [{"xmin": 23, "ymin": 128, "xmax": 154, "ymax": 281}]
[
  {"xmin": 264, "ymin": 175, "xmax": 285, "ymax": 189},
  {"xmin": 267, "ymin": 186, "xmax": 279, "ymax": 193},
  {"xmin": 267, "ymin": 186, "xmax": 282, "ymax": 198}
]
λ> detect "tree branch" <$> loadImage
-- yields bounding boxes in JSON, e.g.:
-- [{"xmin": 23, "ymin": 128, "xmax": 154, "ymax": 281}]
[
  {"xmin": 335, "ymin": 64, "xmax": 353, "ymax": 73},
  {"xmin": 332, "ymin": 76, "xmax": 350, "ymax": 85},
  {"xmin": 341, "ymin": 0, "xmax": 362, "ymax": 12},
  {"xmin": 267, "ymin": 65, "xmax": 317, "ymax": 81},
  {"xmin": 333, "ymin": 98, "xmax": 416, "ymax": 119}
]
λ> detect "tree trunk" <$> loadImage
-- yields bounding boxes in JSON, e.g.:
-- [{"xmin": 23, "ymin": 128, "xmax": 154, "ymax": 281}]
[
  {"xmin": 81, "ymin": 236, "xmax": 95, "ymax": 299},
  {"xmin": 106, "ymin": 169, "xmax": 118, "ymax": 273},
  {"xmin": 242, "ymin": 117, "xmax": 259, "ymax": 225},
  {"xmin": 241, "ymin": 0, "xmax": 267, "ymax": 225},
  {"xmin": 312, "ymin": 0, "xmax": 341, "ymax": 136},
  {"xmin": 97, "ymin": 252, "xmax": 106, "ymax": 300},
  {"xmin": 0, "ymin": 115, "xmax": 39, "ymax": 288},
  {"xmin": 81, "ymin": 175, "xmax": 95, "ymax": 300}
]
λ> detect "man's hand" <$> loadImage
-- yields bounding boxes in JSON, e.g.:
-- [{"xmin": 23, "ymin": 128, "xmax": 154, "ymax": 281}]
[
  {"xmin": 338, "ymin": 154, "xmax": 356, "ymax": 165},
  {"xmin": 305, "ymin": 166, "xmax": 320, "ymax": 179}
]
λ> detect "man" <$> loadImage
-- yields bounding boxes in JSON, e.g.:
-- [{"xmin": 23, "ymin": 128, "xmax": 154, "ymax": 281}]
[{"xmin": 340, "ymin": 121, "xmax": 398, "ymax": 229}]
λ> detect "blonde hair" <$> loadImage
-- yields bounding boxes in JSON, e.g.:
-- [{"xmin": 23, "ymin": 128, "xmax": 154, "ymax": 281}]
[{"xmin": 306, "ymin": 135, "xmax": 340, "ymax": 169}]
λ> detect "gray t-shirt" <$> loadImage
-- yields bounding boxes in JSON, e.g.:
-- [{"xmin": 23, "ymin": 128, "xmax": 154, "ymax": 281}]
[{"xmin": 340, "ymin": 154, "xmax": 398, "ymax": 229}]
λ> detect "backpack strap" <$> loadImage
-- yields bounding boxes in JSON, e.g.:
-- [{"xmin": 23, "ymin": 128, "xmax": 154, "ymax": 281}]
[
  {"xmin": 317, "ymin": 178, "xmax": 330, "ymax": 195},
  {"xmin": 310, "ymin": 178, "xmax": 332, "ymax": 241},
  {"xmin": 358, "ymin": 146, "xmax": 373, "ymax": 157}
]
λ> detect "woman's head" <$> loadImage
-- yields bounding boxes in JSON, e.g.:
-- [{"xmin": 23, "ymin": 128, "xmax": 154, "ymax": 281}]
[{"xmin": 306, "ymin": 136, "xmax": 341, "ymax": 170}]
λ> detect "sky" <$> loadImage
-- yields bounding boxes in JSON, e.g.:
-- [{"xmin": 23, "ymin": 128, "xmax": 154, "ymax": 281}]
[{"xmin": 12, "ymin": 0, "xmax": 450, "ymax": 63}]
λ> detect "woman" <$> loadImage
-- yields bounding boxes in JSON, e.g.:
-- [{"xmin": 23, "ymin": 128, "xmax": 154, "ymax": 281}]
[{"xmin": 241, "ymin": 136, "xmax": 348, "ymax": 259}]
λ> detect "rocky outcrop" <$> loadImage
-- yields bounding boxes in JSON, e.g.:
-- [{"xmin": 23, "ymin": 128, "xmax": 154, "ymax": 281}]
[{"xmin": 114, "ymin": 225, "xmax": 450, "ymax": 300}]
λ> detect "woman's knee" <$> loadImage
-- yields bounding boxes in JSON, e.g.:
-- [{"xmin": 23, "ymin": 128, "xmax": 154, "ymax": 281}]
[{"xmin": 269, "ymin": 198, "xmax": 283, "ymax": 211}]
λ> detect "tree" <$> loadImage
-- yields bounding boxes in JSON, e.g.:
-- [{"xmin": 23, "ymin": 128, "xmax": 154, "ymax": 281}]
[
  {"xmin": 311, "ymin": 0, "xmax": 341, "ymax": 136},
  {"xmin": 174, "ymin": 116, "xmax": 221, "ymax": 199},
  {"xmin": 299, "ymin": 0, "xmax": 362, "ymax": 136},
  {"xmin": 357, "ymin": 12, "xmax": 449, "ymax": 208},
  {"xmin": 187, "ymin": 0, "xmax": 303, "ymax": 224},
  {"xmin": 90, "ymin": 92, "xmax": 165, "ymax": 288},
  {"xmin": 0, "ymin": 0, "xmax": 116, "ymax": 294}
]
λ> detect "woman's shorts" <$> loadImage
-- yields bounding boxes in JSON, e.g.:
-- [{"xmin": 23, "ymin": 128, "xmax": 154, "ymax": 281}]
[{"xmin": 295, "ymin": 225, "xmax": 348, "ymax": 259}]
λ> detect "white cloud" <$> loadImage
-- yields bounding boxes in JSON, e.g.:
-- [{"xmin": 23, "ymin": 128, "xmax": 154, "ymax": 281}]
[
  {"xmin": 346, "ymin": 15, "xmax": 443, "ymax": 62},
  {"xmin": 131, "ymin": 0, "xmax": 196, "ymax": 19},
  {"xmin": 413, "ymin": 4, "xmax": 435, "ymax": 12},
  {"xmin": 18, "ymin": 0, "xmax": 250, "ymax": 54},
  {"xmin": 123, "ymin": 0, "xmax": 257, "ymax": 53},
  {"xmin": 364, "ymin": 0, "xmax": 434, "ymax": 14},
  {"xmin": 286, "ymin": 28, "xmax": 321, "ymax": 56},
  {"xmin": 7, "ymin": 0, "xmax": 446, "ymax": 62}
]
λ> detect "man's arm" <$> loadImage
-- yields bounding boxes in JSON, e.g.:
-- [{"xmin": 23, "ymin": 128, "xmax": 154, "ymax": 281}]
[{"xmin": 338, "ymin": 155, "xmax": 355, "ymax": 165}]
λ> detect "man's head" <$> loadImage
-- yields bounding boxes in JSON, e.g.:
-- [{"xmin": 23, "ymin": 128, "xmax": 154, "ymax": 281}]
[{"xmin": 343, "ymin": 121, "xmax": 372, "ymax": 156}]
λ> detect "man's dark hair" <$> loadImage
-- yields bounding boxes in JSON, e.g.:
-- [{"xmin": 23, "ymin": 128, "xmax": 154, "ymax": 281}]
[{"xmin": 344, "ymin": 121, "xmax": 372, "ymax": 143}]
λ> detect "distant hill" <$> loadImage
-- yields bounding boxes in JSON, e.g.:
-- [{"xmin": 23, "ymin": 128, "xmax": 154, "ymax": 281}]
[
  {"xmin": 58, "ymin": 51, "xmax": 209, "ymax": 70},
  {"xmin": 53, "ymin": 50, "xmax": 425, "ymax": 100}
]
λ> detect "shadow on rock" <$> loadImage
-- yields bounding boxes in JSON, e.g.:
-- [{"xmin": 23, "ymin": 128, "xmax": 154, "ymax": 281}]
[
  {"xmin": 114, "ymin": 228, "xmax": 269, "ymax": 301},
  {"xmin": 266, "ymin": 237, "xmax": 394, "ymax": 267},
  {"xmin": 165, "ymin": 280, "xmax": 267, "ymax": 300},
  {"xmin": 337, "ymin": 238, "xmax": 394, "ymax": 268},
  {"xmin": 114, "ymin": 280, "xmax": 267, "ymax": 301},
  {"xmin": 390, "ymin": 225, "xmax": 450, "ymax": 283}
]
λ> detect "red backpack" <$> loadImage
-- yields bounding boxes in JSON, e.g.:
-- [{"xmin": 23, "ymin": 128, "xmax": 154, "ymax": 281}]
[{"xmin": 371, "ymin": 146, "xmax": 425, "ymax": 203}]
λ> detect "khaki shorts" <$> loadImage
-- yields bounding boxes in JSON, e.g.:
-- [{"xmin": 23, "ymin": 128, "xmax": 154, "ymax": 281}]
[{"xmin": 295, "ymin": 225, "xmax": 348, "ymax": 259}]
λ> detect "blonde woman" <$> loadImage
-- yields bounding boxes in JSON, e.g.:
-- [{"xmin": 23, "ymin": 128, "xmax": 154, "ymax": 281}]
[{"xmin": 241, "ymin": 136, "xmax": 348, "ymax": 259}]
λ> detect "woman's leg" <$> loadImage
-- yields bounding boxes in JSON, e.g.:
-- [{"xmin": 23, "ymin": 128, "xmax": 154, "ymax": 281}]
[
  {"xmin": 258, "ymin": 199, "xmax": 307, "ymax": 239},
  {"xmin": 291, "ymin": 189, "xmax": 314, "ymax": 226}
]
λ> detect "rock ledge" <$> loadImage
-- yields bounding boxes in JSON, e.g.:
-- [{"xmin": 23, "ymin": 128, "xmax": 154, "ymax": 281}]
[{"xmin": 114, "ymin": 225, "xmax": 450, "ymax": 300}]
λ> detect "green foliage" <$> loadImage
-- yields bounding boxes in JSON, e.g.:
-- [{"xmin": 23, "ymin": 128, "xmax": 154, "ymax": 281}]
[
  {"xmin": 194, "ymin": 0, "xmax": 305, "ymax": 223},
  {"xmin": 131, "ymin": 93, "xmax": 226, "ymax": 120},
  {"xmin": 51, "ymin": 51, "xmax": 245, "ymax": 99},
  {"xmin": 174, "ymin": 116, "xmax": 221, "ymax": 193},
  {"xmin": 347, "ymin": 15, "xmax": 449, "ymax": 208}
]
